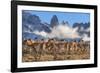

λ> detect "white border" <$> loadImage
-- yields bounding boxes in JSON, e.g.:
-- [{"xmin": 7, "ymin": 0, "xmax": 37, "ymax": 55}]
[{"xmin": 17, "ymin": 5, "xmax": 94, "ymax": 68}]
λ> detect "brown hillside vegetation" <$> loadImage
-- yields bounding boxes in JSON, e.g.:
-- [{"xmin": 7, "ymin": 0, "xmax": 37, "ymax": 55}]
[{"xmin": 22, "ymin": 39, "xmax": 90, "ymax": 62}]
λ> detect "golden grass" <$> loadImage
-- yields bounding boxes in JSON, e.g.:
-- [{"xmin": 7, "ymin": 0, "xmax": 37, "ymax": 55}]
[
  {"xmin": 22, "ymin": 40, "xmax": 90, "ymax": 62},
  {"xmin": 22, "ymin": 48, "xmax": 90, "ymax": 62}
]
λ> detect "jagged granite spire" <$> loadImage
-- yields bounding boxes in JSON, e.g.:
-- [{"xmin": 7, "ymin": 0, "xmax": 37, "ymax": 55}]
[{"xmin": 50, "ymin": 15, "xmax": 59, "ymax": 28}]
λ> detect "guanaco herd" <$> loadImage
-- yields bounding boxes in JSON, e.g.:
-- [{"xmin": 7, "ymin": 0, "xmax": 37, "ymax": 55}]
[{"xmin": 22, "ymin": 39, "xmax": 90, "ymax": 61}]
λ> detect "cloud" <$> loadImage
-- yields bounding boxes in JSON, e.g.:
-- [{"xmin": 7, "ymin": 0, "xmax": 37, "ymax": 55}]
[
  {"xmin": 80, "ymin": 27, "xmax": 90, "ymax": 32},
  {"xmin": 32, "ymin": 24, "xmax": 80, "ymax": 39},
  {"xmin": 85, "ymin": 27, "xmax": 90, "ymax": 32},
  {"xmin": 79, "ymin": 27, "xmax": 90, "ymax": 41},
  {"xmin": 24, "ymin": 23, "xmax": 90, "ymax": 41},
  {"xmin": 33, "ymin": 31, "xmax": 47, "ymax": 37},
  {"xmin": 82, "ymin": 34, "xmax": 90, "ymax": 41}
]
